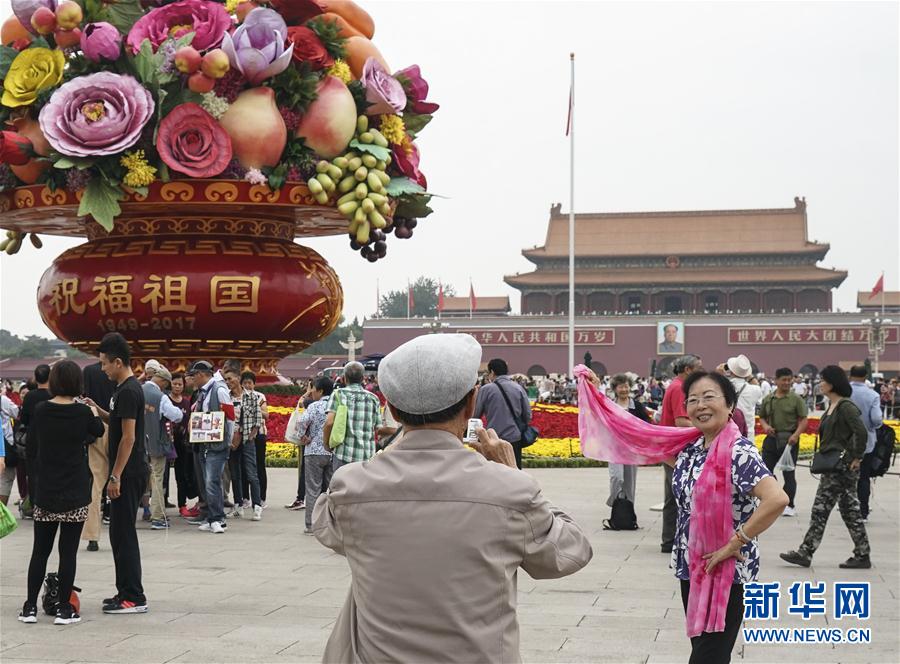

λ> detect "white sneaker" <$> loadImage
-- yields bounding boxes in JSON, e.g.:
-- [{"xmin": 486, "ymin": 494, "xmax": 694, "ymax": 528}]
[
  {"xmin": 252, "ymin": 505, "xmax": 263, "ymax": 521},
  {"xmin": 211, "ymin": 521, "xmax": 226, "ymax": 534},
  {"xmin": 783, "ymin": 506, "xmax": 796, "ymax": 517},
  {"xmin": 260, "ymin": 500, "xmax": 267, "ymax": 509},
  {"xmin": 198, "ymin": 522, "xmax": 212, "ymax": 532},
  {"xmin": 241, "ymin": 499, "xmax": 251, "ymax": 509},
  {"xmin": 230, "ymin": 506, "xmax": 243, "ymax": 519}
]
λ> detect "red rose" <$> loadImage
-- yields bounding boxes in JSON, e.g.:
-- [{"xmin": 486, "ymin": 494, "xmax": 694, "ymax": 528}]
[
  {"xmin": 286, "ymin": 26, "xmax": 333, "ymax": 70},
  {"xmin": 270, "ymin": 0, "xmax": 323, "ymax": 25},
  {"xmin": 156, "ymin": 103, "xmax": 232, "ymax": 178},
  {"xmin": 0, "ymin": 130, "xmax": 33, "ymax": 166}
]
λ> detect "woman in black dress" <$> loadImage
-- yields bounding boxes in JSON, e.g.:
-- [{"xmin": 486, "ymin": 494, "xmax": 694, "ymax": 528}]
[{"xmin": 18, "ymin": 360, "xmax": 103, "ymax": 625}]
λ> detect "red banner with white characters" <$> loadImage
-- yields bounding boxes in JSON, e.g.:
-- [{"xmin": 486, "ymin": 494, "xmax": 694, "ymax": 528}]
[
  {"xmin": 459, "ymin": 329, "xmax": 615, "ymax": 346},
  {"xmin": 727, "ymin": 326, "xmax": 899, "ymax": 345}
]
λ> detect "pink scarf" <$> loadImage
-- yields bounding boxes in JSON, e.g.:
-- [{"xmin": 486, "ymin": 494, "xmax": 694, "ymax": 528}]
[{"xmin": 573, "ymin": 365, "xmax": 740, "ymax": 637}]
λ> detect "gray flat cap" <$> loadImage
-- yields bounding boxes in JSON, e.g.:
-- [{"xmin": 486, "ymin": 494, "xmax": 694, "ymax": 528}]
[{"xmin": 379, "ymin": 334, "xmax": 481, "ymax": 415}]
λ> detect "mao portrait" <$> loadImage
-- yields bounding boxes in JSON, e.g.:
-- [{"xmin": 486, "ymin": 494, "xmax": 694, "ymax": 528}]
[{"xmin": 657, "ymin": 322, "xmax": 684, "ymax": 355}]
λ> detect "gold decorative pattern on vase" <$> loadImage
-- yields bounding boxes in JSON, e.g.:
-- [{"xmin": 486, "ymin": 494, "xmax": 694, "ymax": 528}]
[
  {"xmin": 205, "ymin": 182, "xmax": 239, "ymax": 202},
  {"xmin": 14, "ymin": 190, "xmax": 35, "ymax": 208},
  {"xmin": 248, "ymin": 184, "xmax": 280, "ymax": 203},
  {"xmin": 40, "ymin": 187, "xmax": 67, "ymax": 206},
  {"xmin": 159, "ymin": 182, "xmax": 195, "ymax": 202}
]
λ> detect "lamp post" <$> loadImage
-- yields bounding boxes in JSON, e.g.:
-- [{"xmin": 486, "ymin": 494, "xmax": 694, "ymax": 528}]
[
  {"xmin": 423, "ymin": 317, "xmax": 450, "ymax": 334},
  {"xmin": 862, "ymin": 314, "xmax": 893, "ymax": 374}
]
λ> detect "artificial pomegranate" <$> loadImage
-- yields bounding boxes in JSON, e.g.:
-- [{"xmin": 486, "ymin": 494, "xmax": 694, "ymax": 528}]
[
  {"xmin": 295, "ymin": 76, "xmax": 356, "ymax": 159},
  {"xmin": 219, "ymin": 87, "xmax": 286, "ymax": 168}
]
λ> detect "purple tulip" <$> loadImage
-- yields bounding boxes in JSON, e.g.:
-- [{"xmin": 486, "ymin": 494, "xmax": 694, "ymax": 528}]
[
  {"xmin": 80, "ymin": 23, "xmax": 122, "ymax": 62},
  {"xmin": 221, "ymin": 7, "xmax": 293, "ymax": 86},
  {"xmin": 38, "ymin": 72, "xmax": 155, "ymax": 157},
  {"xmin": 395, "ymin": 65, "xmax": 440, "ymax": 114},
  {"xmin": 11, "ymin": 0, "xmax": 58, "ymax": 36},
  {"xmin": 362, "ymin": 57, "xmax": 406, "ymax": 116}
]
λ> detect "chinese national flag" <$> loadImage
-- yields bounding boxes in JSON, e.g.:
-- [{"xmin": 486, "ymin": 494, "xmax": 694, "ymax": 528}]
[
  {"xmin": 870, "ymin": 274, "xmax": 884, "ymax": 300},
  {"xmin": 408, "ymin": 285, "xmax": 415, "ymax": 310},
  {"xmin": 437, "ymin": 283, "xmax": 444, "ymax": 311},
  {"xmin": 469, "ymin": 283, "xmax": 477, "ymax": 312}
]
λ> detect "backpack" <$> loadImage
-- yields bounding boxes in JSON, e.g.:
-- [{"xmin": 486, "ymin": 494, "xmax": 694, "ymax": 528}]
[
  {"xmin": 603, "ymin": 492, "xmax": 638, "ymax": 531},
  {"xmin": 870, "ymin": 424, "xmax": 897, "ymax": 478}
]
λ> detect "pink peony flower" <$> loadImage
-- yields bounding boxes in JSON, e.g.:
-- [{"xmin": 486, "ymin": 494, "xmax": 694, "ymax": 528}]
[
  {"xmin": 126, "ymin": 0, "xmax": 232, "ymax": 54},
  {"xmin": 395, "ymin": 64, "xmax": 440, "ymax": 114},
  {"xmin": 221, "ymin": 8, "xmax": 293, "ymax": 86},
  {"xmin": 362, "ymin": 57, "xmax": 406, "ymax": 116},
  {"xmin": 391, "ymin": 137, "xmax": 426, "ymax": 189},
  {"xmin": 38, "ymin": 72, "xmax": 154, "ymax": 157},
  {"xmin": 80, "ymin": 22, "xmax": 122, "ymax": 62},
  {"xmin": 156, "ymin": 103, "xmax": 232, "ymax": 178}
]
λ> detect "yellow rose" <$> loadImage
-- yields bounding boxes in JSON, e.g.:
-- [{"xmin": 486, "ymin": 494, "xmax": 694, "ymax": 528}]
[{"xmin": 2, "ymin": 48, "xmax": 66, "ymax": 108}]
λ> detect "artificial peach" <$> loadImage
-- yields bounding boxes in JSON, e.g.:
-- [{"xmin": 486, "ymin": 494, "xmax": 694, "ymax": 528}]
[
  {"xmin": 2, "ymin": 15, "xmax": 32, "ymax": 47},
  {"xmin": 295, "ymin": 76, "xmax": 357, "ymax": 159},
  {"xmin": 220, "ymin": 87, "xmax": 286, "ymax": 168}
]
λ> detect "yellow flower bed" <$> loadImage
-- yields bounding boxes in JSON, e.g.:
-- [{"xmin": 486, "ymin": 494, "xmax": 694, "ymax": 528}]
[
  {"xmin": 268, "ymin": 405, "xmax": 296, "ymax": 415},
  {"xmin": 266, "ymin": 442, "xmax": 299, "ymax": 460}
]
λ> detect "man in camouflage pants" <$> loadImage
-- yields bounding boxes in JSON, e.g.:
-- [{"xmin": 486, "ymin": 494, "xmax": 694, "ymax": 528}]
[{"xmin": 781, "ymin": 461, "xmax": 871, "ymax": 568}]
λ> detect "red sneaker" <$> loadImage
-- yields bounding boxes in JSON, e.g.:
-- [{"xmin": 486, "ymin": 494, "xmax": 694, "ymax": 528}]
[{"xmin": 182, "ymin": 506, "xmax": 200, "ymax": 518}]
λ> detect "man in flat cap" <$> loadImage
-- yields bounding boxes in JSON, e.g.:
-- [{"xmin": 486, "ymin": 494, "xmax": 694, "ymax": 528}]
[{"xmin": 312, "ymin": 334, "xmax": 593, "ymax": 663}]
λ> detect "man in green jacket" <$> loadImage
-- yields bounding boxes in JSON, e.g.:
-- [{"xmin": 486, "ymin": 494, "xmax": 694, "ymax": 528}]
[{"xmin": 758, "ymin": 367, "xmax": 808, "ymax": 516}]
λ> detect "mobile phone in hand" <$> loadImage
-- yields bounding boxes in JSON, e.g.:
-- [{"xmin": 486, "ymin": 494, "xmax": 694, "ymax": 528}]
[{"xmin": 465, "ymin": 418, "xmax": 482, "ymax": 443}]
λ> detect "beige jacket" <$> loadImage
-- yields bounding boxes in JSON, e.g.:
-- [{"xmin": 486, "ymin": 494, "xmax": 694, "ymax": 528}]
[{"xmin": 312, "ymin": 429, "xmax": 593, "ymax": 664}]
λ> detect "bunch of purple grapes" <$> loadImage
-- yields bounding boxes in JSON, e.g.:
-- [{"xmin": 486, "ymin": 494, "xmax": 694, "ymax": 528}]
[{"xmin": 350, "ymin": 217, "xmax": 419, "ymax": 262}]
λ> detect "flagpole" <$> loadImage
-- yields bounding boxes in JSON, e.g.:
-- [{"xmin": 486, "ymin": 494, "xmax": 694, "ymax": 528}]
[
  {"xmin": 407, "ymin": 279, "xmax": 410, "ymax": 319},
  {"xmin": 376, "ymin": 278, "xmax": 380, "ymax": 317},
  {"xmin": 567, "ymin": 52, "xmax": 576, "ymax": 376},
  {"xmin": 469, "ymin": 278, "xmax": 473, "ymax": 319},
  {"xmin": 881, "ymin": 270, "xmax": 885, "ymax": 318}
]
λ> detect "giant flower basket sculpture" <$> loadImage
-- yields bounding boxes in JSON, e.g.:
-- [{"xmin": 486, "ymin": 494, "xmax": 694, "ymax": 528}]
[{"xmin": 0, "ymin": 0, "xmax": 437, "ymax": 377}]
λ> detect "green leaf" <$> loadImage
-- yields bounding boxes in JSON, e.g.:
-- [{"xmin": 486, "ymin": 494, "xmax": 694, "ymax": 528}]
[
  {"xmin": 349, "ymin": 140, "xmax": 390, "ymax": 161},
  {"xmin": 306, "ymin": 17, "xmax": 347, "ymax": 60},
  {"xmin": 132, "ymin": 39, "xmax": 157, "ymax": 86},
  {"xmin": 53, "ymin": 158, "xmax": 75, "ymax": 169},
  {"xmin": 173, "ymin": 32, "xmax": 195, "ymax": 49},
  {"xmin": 265, "ymin": 164, "xmax": 288, "ymax": 191},
  {"xmin": 105, "ymin": 0, "xmax": 145, "ymax": 36},
  {"xmin": 30, "ymin": 37, "xmax": 51, "ymax": 49},
  {"xmin": 395, "ymin": 193, "xmax": 433, "ymax": 220},
  {"xmin": 403, "ymin": 113, "xmax": 432, "ymax": 137},
  {"xmin": 383, "ymin": 177, "xmax": 425, "ymax": 197},
  {"xmin": 78, "ymin": 178, "xmax": 124, "ymax": 231},
  {"xmin": 0, "ymin": 46, "xmax": 18, "ymax": 81}
]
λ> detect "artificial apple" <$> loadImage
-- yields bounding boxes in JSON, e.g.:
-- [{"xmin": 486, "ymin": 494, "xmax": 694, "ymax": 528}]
[
  {"xmin": 53, "ymin": 26, "xmax": 80, "ymax": 48},
  {"xmin": 55, "ymin": 1, "xmax": 82, "ymax": 30},
  {"xmin": 30, "ymin": 6, "xmax": 57, "ymax": 35},
  {"xmin": 200, "ymin": 49, "xmax": 229, "ymax": 79},
  {"xmin": 187, "ymin": 71, "xmax": 215, "ymax": 93},
  {"xmin": 8, "ymin": 115, "xmax": 51, "ymax": 184},
  {"xmin": 219, "ymin": 87, "xmax": 286, "ymax": 168},
  {"xmin": 174, "ymin": 46, "xmax": 201, "ymax": 74},
  {"xmin": 295, "ymin": 76, "xmax": 357, "ymax": 159}
]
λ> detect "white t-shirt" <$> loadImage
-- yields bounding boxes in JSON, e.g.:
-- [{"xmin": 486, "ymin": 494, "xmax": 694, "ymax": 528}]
[{"xmin": 731, "ymin": 378, "xmax": 762, "ymax": 431}]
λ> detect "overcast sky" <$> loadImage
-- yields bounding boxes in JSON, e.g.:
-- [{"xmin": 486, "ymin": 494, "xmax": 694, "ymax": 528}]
[{"xmin": 1, "ymin": 0, "xmax": 898, "ymax": 338}]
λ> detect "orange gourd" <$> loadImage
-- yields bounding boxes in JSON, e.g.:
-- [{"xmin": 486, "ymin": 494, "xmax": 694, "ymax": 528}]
[
  {"xmin": 2, "ymin": 15, "xmax": 32, "ymax": 47},
  {"xmin": 318, "ymin": 0, "xmax": 374, "ymax": 39},
  {"xmin": 345, "ymin": 35, "xmax": 389, "ymax": 79}
]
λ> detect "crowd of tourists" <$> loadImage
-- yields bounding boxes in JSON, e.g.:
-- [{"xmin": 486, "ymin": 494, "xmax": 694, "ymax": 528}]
[{"xmin": 0, "ymin": 332, "xmax": 894, "ymax": 664}]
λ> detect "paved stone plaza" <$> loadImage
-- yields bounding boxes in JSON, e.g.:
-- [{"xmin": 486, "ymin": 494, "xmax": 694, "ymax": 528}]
[{"xmin": 1, "ymin": 465, "xmax": 897, "ymax": 664}]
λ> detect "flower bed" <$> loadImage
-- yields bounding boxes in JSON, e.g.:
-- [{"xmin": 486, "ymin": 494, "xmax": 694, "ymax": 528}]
[{"xmin": 262, "ymin": 400, "xmax": 900, "ymax": 466}]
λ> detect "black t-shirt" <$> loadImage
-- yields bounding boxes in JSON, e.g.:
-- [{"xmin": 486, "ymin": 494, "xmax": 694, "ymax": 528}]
[
  {"xmin": 108, "ymin": 376, "xmax": 146, "ymax": 478},
  {"xmin": 83, "ymin": 362, "xmax": 115, "ymax": 410},
  {"xmin": 20, "ymin": 387, "xmax": 52, "ymax": 428}
]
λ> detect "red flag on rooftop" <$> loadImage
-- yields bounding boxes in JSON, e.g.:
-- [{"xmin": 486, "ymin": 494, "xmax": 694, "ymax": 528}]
[
  {"xmin": 437, "ymin": 282, "xmax": 444, "ymax": 312},
  {"xmin": 869, "ymin": 273, "xmax": 884, "ymax": 300},
  {"xmin": 469, "ymin": 282, "xmax": 477, "ymax": 313},
  {"xmin": 408, "ymin": 284, "xmax": 415, "ymax": 311}
]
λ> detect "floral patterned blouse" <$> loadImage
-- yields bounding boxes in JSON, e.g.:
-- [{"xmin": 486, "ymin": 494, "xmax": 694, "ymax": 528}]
[{"xmin": 671, "ymin": 436, "xmax": 772, "ymax": 584}]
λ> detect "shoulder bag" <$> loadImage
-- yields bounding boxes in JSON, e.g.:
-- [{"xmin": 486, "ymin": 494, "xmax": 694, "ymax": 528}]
[
  {"xmin": 810, "ymin": 402, "xmax": 844, "ymax": 474},
  {"xmin": 329, "ymin": 390, "xmax": 348, "ymax": 449},
  {"xmin": 284, "ymin": 397, "xmax": 305, "ymax": 445},
  {"xmin": 496, "ymin": 381, "xmax": 540, "ymax": 446}
]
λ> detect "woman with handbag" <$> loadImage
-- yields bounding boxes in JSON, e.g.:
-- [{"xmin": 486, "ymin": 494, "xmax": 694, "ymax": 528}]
[
  {"xmin": 780, "ymin": 365, "xmax": 871, "ymax": 569},
  {"xmin": 18, "ymin": 360, "xmax": 104, "ymax": 625},
  {"xmin": 605, "ymin": 374, "xmax": 650, "ymax": 525}
]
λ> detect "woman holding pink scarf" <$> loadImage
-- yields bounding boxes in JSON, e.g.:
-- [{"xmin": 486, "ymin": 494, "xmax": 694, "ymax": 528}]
[{"xmin": 577, "ymin": 366, "xmax": 787, "ymax": 663}]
